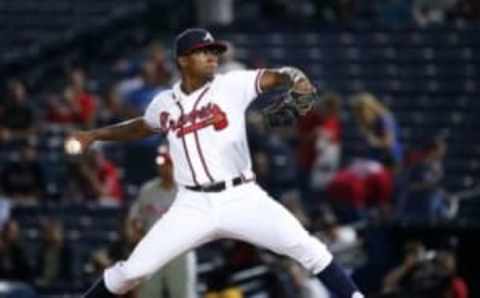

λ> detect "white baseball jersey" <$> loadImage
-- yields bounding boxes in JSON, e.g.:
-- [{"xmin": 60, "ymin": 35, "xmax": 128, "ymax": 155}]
[{"xmin": 144, "ymin": 69, "xmax": 265, "ymax": 186}]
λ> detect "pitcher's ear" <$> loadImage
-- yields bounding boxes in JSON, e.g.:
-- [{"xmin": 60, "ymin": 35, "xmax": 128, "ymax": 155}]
[{"xmin": 177, "ymin": 56, "xmax": 187, "ymax": 69}]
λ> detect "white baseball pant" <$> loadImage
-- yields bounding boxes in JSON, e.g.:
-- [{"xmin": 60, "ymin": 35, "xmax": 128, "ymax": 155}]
[{"xmin": 104, "ymin": 182, "xmax": 333, "ymax": 294}]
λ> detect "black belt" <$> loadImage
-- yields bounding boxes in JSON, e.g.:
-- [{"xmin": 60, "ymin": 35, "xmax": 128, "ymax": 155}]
[{"xmin": 186, "ymin": 176, "xmax": 253, "ymax": 193}]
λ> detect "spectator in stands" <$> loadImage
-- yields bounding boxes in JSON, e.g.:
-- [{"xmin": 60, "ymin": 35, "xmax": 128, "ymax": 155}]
[
  {"xmin": 382, "ymin": 241, "xmax": 469, "ymax": 298},
  {"xmin": 46, "ymin": 68, "xmax": 97, "ymax": 128},
  {"xmin": 413, "ymin": 0, "xmax": 458, "ymax": 26},
  {"xmin": 113, "ymin": 58, "xmax": 145, "ymax": 101},
  {"xmin": 66, "ymin": 68, "xmax": 98, "ymax": 128},
  {"xmin": 128, "ymin": 146, "xmax": 197, "ymax": 298},
  {"xmin": 0, "ymin": 220, "xmax": 32, "ymax": 281},
  {"xmin": 435, "ymin": 250, "xmax": 469, "ymax": 298},
  {"xmin": 0, "ymin": 79, "xmax": 36, "ymax": 143},
  {"xmin": 396, "ymin": 135, "xmax": 450, "ymax": 222},
  {"xmin": 148, "ymin": 41, "xmax": 174, "ymax": 85},
  {"xmin": 123, "ymin": 60, "xmax": 167, "ymax": 117},
  {"xmin": 351, "ymin": 92, "xmax": 403, "ymax": 169},
  {"xmin": 97, "ymin": 84, "xmax": 126, "ymax": 126},
  {"xmin": 35, "ymin": 219, "xmax": 73, "ymax": 287},
  {"xmin": 114, "ymin": 57, "xmax": 168, "ymax": 182},
  {"xmin": 116, "ymin": 57, "xmax": 167, "ymax": 182},
  {"xmin": 85, "ymin": 147, "xmax": 123, "ymax": 204},
  {"xmin": 218, "ymin": 42, "xmax": 246, "ymax": 74},
  {"xmin": 45, "ymin": 92, "xmax": 74, "ymax": 125},
  {"xmin": 382, "ymin": 241, "xmax": 428, "ymax": 295},
  {"xmin": 326, "ymin": 159, "xmax": 394, "ymax": 222},
  {"xmin": 0, "ymin": 142, "xmax": 45, "ymax": 205},
  {"xmin": 63, "ymin": 158, "xmax": 97, "ymax": 203},
  {"xmin": 64, "ymin": 147, "xmax": 123, "ymax": 205},
  {"xmin": 299, "ymin": 92, "xmax": 342, "ymax": 193}
]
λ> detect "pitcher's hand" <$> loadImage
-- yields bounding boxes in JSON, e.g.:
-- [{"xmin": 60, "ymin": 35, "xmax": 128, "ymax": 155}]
[{"xmin": 65, "ymin": 131, "xmax": 95, "ymax": 155}]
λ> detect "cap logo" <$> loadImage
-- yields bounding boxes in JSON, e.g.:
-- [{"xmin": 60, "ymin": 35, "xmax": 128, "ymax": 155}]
[{"xmin": 203, "ymin": 32, "xmax": 214, "ymax": 42}]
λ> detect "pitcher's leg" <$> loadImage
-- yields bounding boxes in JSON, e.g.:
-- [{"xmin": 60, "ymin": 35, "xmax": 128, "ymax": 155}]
[
  {"xmin": 220, "ymin": 184, "xmax": 332, "ymax": 272},
  {"xmin": 102, "ymin": 205, "xmax": 215, "ymax": 295},
  {"xmin": 220, "ymin": 184, "xmax": 363, "ymax": 298}
]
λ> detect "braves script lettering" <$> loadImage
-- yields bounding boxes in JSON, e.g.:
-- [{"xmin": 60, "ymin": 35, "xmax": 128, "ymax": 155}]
[{"xmin": 160, "ymin": 103, "xmax": 228, "ymax": 137}]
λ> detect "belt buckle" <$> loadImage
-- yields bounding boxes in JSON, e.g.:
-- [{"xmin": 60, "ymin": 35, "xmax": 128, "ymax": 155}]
[{"xmin": 225, "ymin": 179, "xmax": 234, "ymax": 189}]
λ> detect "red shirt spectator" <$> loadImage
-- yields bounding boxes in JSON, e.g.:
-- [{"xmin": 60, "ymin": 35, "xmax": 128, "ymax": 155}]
[
  {"xmin": 321, "ymin": 115, "xmax": 341, "ymax": 144},
  {"xmin": 96, "ymin": 158, "xmax": 123, "ymax": 203},
  {"xmin": 450, "ymin": 277, "xmax": 469, "ymax": 298},
  {"xmin": 47, "ymin": 68, "xmax": 97, "ymax": 127},
  {"xmin": 326, "ymin": 169, "xmax": 365, "ymax": 208},
  {"xmin": 65, "ymin": 149, "xmax": 123, "ymax": 204},
  {"xmin": 297, "ymin": 92, "xmax": 341, "ymax": 172},
  {"xmin": 72, "ymin": 90, "xmax": 96, "ymax": 125},
  {"xmin": 326, "ymin": 159, "xmax": 393, "ymax": 209},
  {"xmin": 297, "ymin": 110, "xmax": 324, "ymax": 171}
]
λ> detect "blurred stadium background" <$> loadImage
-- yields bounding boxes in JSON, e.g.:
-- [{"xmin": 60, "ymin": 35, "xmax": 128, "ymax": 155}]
[{"xmin": 0, "ymin": 0, "xmax": 479, "ymax": 297}]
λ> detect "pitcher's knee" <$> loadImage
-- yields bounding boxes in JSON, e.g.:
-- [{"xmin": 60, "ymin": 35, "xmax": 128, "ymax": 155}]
[
  {"xmin": 104, "ymin": 261, "xmax": 143, "ymax": 295},
  {"xmin": 287, "ymin": 236, "xmax": 333, "ymax": 274}
]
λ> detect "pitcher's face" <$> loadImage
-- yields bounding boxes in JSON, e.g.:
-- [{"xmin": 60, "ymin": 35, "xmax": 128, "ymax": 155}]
[{"xmin": 179, "ymin": 48, "xmax": 220, "ymax": 80}]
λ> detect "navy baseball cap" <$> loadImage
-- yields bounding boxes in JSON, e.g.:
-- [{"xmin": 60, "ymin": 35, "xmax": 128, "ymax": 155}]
[{"xmin": 175, "ymin": 28, "xmax": 227, "ymax": 57}]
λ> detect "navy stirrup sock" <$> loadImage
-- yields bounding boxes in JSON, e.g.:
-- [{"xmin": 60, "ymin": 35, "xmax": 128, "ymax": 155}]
[
  {"xmin": 82, "ymin": 277, "xmax": 116, "ymax": 298},
  {"xmin": 316, "ymin": 260, "xmax": 363, "ymax": 298}
]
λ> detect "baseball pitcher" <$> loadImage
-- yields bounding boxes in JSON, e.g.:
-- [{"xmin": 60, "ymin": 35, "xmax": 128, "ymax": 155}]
[{"xmin": 69, "ymin": 28, "xmax": 364, "ymax": 298}]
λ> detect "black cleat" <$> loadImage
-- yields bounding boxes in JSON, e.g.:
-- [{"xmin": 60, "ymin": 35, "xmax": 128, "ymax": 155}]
[{"xmin": 82, "ymin": 277, "xmax": 116, "ymax": 298}]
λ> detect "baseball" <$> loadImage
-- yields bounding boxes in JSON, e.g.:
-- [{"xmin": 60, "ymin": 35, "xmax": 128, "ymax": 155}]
[{"xmin": 65, "ymin": 138, "xmax": 82, "ymax": 154}]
